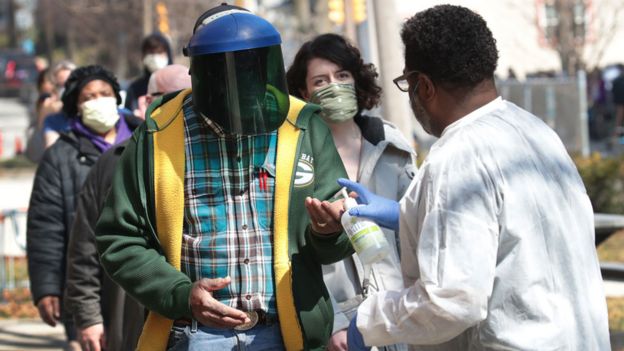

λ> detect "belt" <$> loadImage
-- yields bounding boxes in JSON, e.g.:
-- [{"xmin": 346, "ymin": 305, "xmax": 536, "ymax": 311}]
[{"xmin": 174, "ymin": 310, "xmax": 278, "ymax": 331}]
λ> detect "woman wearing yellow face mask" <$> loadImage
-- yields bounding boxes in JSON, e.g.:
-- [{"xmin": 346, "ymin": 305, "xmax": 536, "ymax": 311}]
[{"xmin": 287, "ymin": 34, "xmax": 417, "ymax": 351}]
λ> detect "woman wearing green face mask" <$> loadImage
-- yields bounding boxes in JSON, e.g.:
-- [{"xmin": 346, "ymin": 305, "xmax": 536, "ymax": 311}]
[{"xmin": 287, "ymin": 34, "xmax": 417, "ymax": 351}]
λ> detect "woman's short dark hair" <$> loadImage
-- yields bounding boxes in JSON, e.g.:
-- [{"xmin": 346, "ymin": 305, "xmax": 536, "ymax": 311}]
[
  {"xmin": 401, "ymin": 5, "xmax": 498, "ymax": 89},
  {"xmin": 141, "ymin": 33, "xmax": 170, "ymax": 56},
  {"xmin": 286, "ymin": 33, "xmax": 381, "ymax": 111}
]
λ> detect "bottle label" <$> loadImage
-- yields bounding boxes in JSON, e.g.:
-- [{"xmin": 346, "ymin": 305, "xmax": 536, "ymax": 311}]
[
  {"xmin": 348, "ymin": 224, "xmax": 383, "ymax": 252},
  {"xmin": 346, "ymin": 220, "xmax": 375, "ymax": 236}
]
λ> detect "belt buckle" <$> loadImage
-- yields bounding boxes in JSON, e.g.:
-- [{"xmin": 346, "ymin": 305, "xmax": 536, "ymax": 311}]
[{"xmin": 234, "ymin": 311, "xmax": 259, "ymax": 331}]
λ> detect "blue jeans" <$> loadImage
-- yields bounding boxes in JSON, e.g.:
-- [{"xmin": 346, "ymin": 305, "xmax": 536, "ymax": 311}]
[{"xmin": 167, "ymin": 322, "xmax": 286, "ymax": 351}]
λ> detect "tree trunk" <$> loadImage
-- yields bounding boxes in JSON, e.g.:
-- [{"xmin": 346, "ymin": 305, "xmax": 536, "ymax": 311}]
[
  {"xmin": 43, "ymin": 0, "xmax": 55, "ymax": 62},
  {"xmin": 143, "ymin": 0, "xmax": 153, "ymax": 36},
  {"xmin": 554, "ymin": 0, "xmax": 583, "ymax": 76},
  {"xmin": 65, "ymin": 14, "xmax": 76, "ymax": 61}
]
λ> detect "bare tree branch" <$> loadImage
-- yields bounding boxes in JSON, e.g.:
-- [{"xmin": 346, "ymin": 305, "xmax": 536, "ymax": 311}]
[{"xmin": 584, "ymin": 3, "xmax": 624, "ymax": 70}]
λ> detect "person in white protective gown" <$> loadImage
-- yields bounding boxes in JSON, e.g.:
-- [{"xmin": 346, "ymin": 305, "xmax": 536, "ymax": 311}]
[{"xmin": 336, "ymin": 5, "xmax": 611, "ymax": 351}]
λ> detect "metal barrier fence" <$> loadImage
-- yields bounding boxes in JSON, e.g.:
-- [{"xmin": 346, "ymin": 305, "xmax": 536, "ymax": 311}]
[
  {"xmin": 0, "ymin": 209, "xmax": 27, "ymax": 292},
  {"xmin": 497, "ymin": 71, "xmax": 590, "ymax": 156}
]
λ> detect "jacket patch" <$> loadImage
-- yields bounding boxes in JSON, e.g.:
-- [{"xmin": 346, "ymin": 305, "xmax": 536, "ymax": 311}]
[{"xmin": 294, "ymin": 154, "xmax": 314, "ymax": 187}]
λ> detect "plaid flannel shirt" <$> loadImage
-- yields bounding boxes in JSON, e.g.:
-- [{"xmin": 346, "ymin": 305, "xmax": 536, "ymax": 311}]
[{"xmin": 181, "ymin": 95, "xmax": 278, "ymax": 316}]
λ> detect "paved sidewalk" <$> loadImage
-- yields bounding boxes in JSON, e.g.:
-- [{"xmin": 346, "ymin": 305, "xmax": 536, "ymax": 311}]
[
  {"xmin": 0, "ymin": 319, "xmax": 66, "ymax": 351},
  {"xmin": 1, "ymin": 279, "xmax": 624, "ymax": 351}
]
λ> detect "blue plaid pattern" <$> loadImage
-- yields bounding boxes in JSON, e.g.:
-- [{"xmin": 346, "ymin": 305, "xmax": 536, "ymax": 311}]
[{"xmin": 180, "ymin": 95, "xmax": 277, "ymax": 316}]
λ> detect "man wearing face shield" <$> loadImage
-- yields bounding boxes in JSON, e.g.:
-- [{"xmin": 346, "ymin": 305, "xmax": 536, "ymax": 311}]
[
  {"xmin": 95, "ymin": 4, "xmax": 352, "ymax": 351},
  {"xmin": 337, "ymin": 5, "xmax": 610, "ymax": 351}
]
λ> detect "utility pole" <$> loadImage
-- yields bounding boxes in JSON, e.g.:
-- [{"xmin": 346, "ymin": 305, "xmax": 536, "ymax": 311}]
[
  {"xmin": 371, "ymin": 0, "xmax": 414, "ymax": 141},
  {"xmin": 43, "ymin": 0, "xmax": 55, "ymax": 61}
]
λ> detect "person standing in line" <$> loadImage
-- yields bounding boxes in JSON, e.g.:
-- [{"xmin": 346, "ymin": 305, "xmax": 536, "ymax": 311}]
[
  {"xmin": 132, "ymin": 64, "xmax": 191, "ymax": 119},
  {"xmin": 336, "ymin": 5, "xmax": 610, "ymax": 350},
  {"xmin": 95, "ymin": 4, "xmax": 352, "ymax": 351},
  {"xmin": 25, "ymin": 67, "xmax": 55, "ymax": 163},
  {"xmin": 65, "ymin": 64, "xmax": 192, "ymax": 351},
  {"xmin": 286, "ymin": 33, "xmax": 416, "ymax": 351},
  {"xmin": 34, "ymin": 67, "xmax": 55, "ymax": 120},
  {"xmin": 124, "ymin": 32, "xmax": 173, "ymax": 112},
  {"xmin": 39, "ymin": 60, "xmax": 76, "ymax": 148},
  {"xmin": 26, "ymin": 65, "xmax": 143, "ymax": 351},
  {"xmin": 611, "ymin": 64, "xmax": 624, "ymax": 144}
]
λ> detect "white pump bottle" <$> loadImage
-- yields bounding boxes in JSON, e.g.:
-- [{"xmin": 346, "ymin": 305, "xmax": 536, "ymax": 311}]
[{"xmin": 340, "ymin": 188, "xmax": 391, "ymax": 266}]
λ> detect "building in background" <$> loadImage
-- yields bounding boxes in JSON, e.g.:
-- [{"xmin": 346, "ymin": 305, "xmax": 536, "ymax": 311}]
[{"xmin": 397, "ymin": 0, "xmax": 624, "ymax": 79}]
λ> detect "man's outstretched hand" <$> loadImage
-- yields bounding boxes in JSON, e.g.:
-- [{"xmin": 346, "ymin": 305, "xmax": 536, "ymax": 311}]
[{"xmin": 305, "ymin": 196, "xmax": 344, "ymax": 235}]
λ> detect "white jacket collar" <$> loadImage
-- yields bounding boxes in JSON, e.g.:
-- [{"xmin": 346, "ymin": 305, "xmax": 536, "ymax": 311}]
[{"xmin": 440, "ymin": 96, "xmax": 504, "ymax": 137}]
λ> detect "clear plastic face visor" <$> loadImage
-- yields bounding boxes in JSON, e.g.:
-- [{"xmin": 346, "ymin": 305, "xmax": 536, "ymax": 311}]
[{"xmin": 191, "ymin": 45, "xmax": 290, "ymax": 135}]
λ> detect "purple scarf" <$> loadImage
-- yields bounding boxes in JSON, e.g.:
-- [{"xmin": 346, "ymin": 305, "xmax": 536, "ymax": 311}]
[{"xmin": 71, "ymin": 112, "xmax": 132, "ymax": 152}]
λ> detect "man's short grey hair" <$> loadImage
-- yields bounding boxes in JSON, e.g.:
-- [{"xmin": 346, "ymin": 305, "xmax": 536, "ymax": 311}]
[{"xmin": 49, "ymin": 60, "xmax": 77, "ymax": 84}]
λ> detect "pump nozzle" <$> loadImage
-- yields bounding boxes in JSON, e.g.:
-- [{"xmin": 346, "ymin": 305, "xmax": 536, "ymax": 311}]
[
  {"xmin": 341, "ymin": 187, "xmax": 358, "ymax": 210},
  {"xmin": 341, "ymin": 187, "xmax": 349, "ymax": 200}
]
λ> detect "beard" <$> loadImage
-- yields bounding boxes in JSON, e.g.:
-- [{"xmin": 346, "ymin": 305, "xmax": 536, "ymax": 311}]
[{"xmin": 409, "ymin": 89, "xmax": 434, "ymax": 135}]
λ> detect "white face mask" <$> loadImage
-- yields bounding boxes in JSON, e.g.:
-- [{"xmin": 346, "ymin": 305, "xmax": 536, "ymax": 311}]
[
  {"xmin": 143, "ymin": 53, "xmax": 169, "ymax": 73},
  {"xmin": 80, "ymin": 96, "xmax": 120, "ymax": 134}
]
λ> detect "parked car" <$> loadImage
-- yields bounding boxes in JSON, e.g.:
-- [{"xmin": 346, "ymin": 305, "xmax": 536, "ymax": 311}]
[{"xmin": 0, "ymin": 50, "xmax": 38, "ymax": 100}]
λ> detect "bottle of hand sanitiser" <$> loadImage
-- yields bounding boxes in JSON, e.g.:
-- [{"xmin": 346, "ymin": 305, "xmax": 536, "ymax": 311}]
[{"xmin": 340, "ymin": 188, "xmax": 391, "ymax": 266}]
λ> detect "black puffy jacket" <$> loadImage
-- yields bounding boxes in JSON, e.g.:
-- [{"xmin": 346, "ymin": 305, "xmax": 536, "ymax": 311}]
[
  {"xmin": 65, "ymin": 141, "xmax": 144, "ymax": 350},
  {"xmin": 26, "ymin": 114, "xmax": 142, "ymax": 309}
]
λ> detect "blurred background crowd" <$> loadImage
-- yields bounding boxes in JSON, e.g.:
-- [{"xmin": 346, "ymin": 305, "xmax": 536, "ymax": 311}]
[{"xmin": 1, "ymin": 0, "xmax": 624, "ymax": 157}]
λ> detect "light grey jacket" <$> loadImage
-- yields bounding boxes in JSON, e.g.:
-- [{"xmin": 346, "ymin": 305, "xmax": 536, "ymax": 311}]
[{"xmin": 322, "ymin": 115, "xmax": 416, "ymax": 350}]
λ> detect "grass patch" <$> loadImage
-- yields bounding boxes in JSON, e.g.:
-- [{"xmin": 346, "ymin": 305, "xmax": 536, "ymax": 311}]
[
  {"xmin": 597, "ymin": 231, "xmax": 624, "ymax": 339},
  {"xmin": 0, "ymin": 258, "xmax": 37, "ymax": 319},
  {"xmin": 610, "ymin": 297, "xmax": 624, "ymax": 331},
  {"xmin": 598, "ymin": 231, "xmax": 624, "ymax": 262},
  {"xmin": 0, "ymin": 287, "xmax": 37, "ymax": 318},
  {"xmin": 0, "ymin": 155, "xmax": 36, "ymax": 169}
]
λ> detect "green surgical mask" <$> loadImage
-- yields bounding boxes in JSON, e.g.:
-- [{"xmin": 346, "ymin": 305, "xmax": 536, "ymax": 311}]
[{"xmin": 310, "ymin": 83, "xmax": 358, "ymax": 123}]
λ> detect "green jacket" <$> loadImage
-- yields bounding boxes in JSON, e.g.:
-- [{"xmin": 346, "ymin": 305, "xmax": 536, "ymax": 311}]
[{"xmin": 95, "ymin": 89, "xmax": 353, "ymax": 351}]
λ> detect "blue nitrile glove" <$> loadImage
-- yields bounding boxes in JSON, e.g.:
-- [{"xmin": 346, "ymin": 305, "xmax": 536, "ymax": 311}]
[
  {"xmin": 347, "ymin": 313, "xmax": 370, "ymax": 351},
  {"xmin": 337, "ymin": 178, "xmax": 400, "ymax": 231}
]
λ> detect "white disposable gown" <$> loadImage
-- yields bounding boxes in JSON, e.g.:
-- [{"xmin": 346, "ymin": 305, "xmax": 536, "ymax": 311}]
[{"xmin": 356, "ymin": 98, "xmax": 610, "ymax": 350}]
